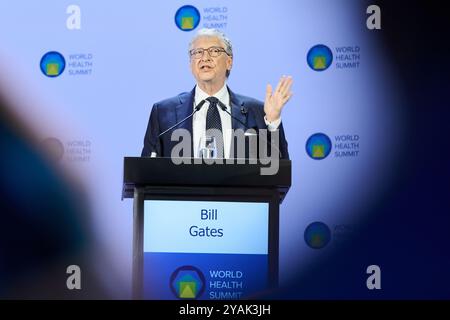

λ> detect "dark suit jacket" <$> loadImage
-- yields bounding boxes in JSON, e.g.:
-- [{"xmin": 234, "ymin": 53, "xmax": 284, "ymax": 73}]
[{"xmin": 141, "ymin": 87, "xmax": 289, "ymax": 159}]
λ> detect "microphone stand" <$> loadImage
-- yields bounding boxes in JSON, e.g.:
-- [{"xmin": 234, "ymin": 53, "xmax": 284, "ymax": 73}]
[{"xmin": 157, "ymin": 99, "xmax": 206, "ymax": 138}]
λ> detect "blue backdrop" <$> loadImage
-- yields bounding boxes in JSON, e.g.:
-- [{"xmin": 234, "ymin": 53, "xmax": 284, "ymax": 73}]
[{"xmin": 2, "ymin": 0, "xmax": 448, "ymax": 299}]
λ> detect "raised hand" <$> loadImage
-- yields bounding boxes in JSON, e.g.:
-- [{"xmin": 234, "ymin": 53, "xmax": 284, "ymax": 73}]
[{"xmin": 264, "ymin": 75, "xmax": 293, "ymax": 122}]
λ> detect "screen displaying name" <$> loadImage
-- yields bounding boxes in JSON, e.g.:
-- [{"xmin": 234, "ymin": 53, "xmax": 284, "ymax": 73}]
[{"xmin": 143, "ymin": 200, "xmax": 269, "ymax": 300}]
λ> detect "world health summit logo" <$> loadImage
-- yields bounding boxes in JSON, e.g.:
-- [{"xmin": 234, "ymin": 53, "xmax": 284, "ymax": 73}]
[
  {"xmin": 307, "ymin": 44, "xmax": 333, "ymax": 71},
  {"xmin": 175, "ymin": 5, "xmax": 201, "ymax": 31},
  {"xmin": 41, "ymin": 137, "xmax": 64, "ymax": 162},
  {"xmin": 170, "ymin": 265, "xmax": 205, "ymax": 299},
  {"xmin": 304, "ymin": 222, "xmax": 331, "ymax": 249},
  {"xmin": 40, "ymin": 51, "xmax": 65, "ymax": 77},
  {"xmin": 306, "ymin": 133, "xmax": 332, "ymax": 160}
]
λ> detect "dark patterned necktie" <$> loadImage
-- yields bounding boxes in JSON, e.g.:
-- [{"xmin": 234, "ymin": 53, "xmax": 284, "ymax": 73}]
[{"xmin": 205, "ymin": 96, "xmax": 224, "ymax": 158}]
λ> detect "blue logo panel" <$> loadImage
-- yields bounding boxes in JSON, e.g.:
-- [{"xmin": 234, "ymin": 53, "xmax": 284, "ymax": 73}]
[
  {"xmin": 304, "ymin": 221, "xmax": 331, "ymax": 249},
  {"xmin": 40, "ymin": 51, "xmax": 65, "ymax": 77},
  {"xmin": 175, "ymin": 5, "xmax": 201, "ymax": 31},
  {"xmin": 306, "ymin": 132, "xmax": 332, "ymax": 159},
  {"xmin": 307, "ymin": 44, "xmax": 333, "ymax": 71},
  {"xmin": 144, "ymin": 252, "xmax": 268, "ymax": 300}
]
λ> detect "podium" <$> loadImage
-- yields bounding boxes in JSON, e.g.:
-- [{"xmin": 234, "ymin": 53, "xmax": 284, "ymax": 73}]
[{"xmin": 123, "ymin": 157, "xmax": 291, "ymax": 300}]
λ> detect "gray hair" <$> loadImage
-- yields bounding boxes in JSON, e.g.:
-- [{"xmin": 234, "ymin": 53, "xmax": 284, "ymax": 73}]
[{"xmin": 189, "ymin": 28, "xmax": 233, "ymax": 77}]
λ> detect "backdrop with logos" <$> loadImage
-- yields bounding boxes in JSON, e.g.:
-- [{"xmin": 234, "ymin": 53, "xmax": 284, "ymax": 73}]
[{"xmin": 0, "ymin": 0, "xmax": 404, "ymax": 298}]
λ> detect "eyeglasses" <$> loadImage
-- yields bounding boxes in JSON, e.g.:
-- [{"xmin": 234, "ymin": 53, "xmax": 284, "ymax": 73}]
[{"xmin": 189, "ymin": 46, "xmax": 230, "ymax": 59}]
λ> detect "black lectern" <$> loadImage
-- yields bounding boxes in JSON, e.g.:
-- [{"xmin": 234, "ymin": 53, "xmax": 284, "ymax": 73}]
[{"xmin": 123, "ymin": 157, "xmax": 291, "ymax": 300}]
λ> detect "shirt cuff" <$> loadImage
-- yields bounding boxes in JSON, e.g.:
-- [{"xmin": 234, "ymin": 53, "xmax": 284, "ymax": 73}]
[{"xmin": 264, "ymin": 116, "xmax": 281, "ymax": 131}]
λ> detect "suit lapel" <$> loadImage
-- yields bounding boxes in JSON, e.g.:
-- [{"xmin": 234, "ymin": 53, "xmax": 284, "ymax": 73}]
[
  {"xmin": 175, "ymin": 87, "xmax": 195, "ymax": 157},
  {"xmin": 228, "ymin": 88, "xmax": 247, "ymax": 131},
  {"xmin": 229, "ymin": 87, "xmax": 252, "ymax": 159},
  {"xmin": 175, "ymin": 88, "xmax": 195, "ymax": 132}
]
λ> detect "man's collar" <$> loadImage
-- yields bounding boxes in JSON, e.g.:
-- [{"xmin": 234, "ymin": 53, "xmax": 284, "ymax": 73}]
[{"xmin": 195, "ymin": 83, "xmax": 229, "ymax": 107}]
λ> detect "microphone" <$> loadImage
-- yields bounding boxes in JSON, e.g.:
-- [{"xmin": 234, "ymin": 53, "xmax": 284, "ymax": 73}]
[
  {"xmin": 157, "ymin": 99, "xmax": 206, "ymax": 138},
  {"xmin": 217, "ymin": 100, "xmax": 248, "ymax": 129},
  {"xmin": 216, "ymin": 100, "xmax": 282, "ymax": 158},
  {"xmin": 149, "ymin": 99, "xmax": 206, "ymax": 157}
]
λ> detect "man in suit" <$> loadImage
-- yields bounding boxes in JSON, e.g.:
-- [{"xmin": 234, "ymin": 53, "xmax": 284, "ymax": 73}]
[{"xmin": 141, "ymin": 28, "xmax": 293, "ymax": 160}]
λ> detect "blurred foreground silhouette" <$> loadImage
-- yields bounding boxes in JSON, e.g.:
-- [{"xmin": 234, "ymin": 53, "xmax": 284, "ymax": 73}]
[{"xmin": 0, "ymin": 88, "xmax": 108, "ymax": 299}]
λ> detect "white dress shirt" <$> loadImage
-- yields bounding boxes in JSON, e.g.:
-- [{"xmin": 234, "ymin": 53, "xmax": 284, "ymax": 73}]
[{"xmin": 192, "ymin": 84, "xmax": 281, "ymax": 158}]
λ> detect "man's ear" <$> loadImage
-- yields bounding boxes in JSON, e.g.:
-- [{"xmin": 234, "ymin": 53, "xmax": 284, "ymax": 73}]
[{"xmin": 227, "ymin": 57, "xmax": 233, "ymax": 71}]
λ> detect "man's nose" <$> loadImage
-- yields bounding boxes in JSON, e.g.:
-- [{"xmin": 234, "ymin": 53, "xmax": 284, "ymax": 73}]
[{"xmin": 200, "ymin": 51, "xmax": 212, "ymax": 62}]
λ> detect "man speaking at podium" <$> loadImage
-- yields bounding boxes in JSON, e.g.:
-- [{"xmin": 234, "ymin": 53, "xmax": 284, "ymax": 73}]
[{"xmin": 141, "ymin": 28, "xmax": 292, "ymax": 160}]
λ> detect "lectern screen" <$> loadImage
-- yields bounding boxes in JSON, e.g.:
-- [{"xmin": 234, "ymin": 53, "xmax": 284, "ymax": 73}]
[{"xmin": 142, "ymin": 199, "xmax": 269, "ymax": 300}]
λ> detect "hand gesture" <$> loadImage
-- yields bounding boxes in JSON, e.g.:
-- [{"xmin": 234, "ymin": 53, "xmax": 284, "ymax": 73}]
[{"xmin": 264, "ymin": 75, "xmax": 293, "ymax": 122}]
